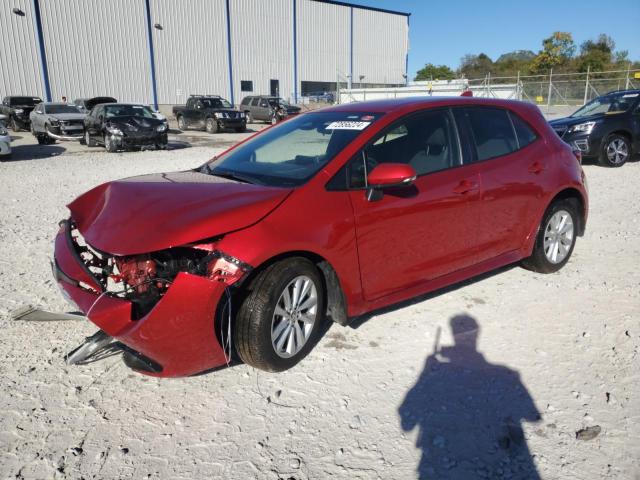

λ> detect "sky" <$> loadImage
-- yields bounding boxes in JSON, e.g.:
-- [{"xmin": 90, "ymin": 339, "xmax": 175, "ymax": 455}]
[{"xmin": 353, "ymin": 0, "xmax": 640, "ymax": 79}]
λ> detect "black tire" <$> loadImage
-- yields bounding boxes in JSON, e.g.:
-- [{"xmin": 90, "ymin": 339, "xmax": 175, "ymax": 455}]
[
  {"xmin": 104, "ymin": 134, "xmax": 117, "ymax": 152},
  {"xmin": 11, "ymin": 117, "xmax": 20, "ymax": 131},
  {"xmin": 522, "ymin": 199, "xmax": 579, "ymax": 274},
  {"xmin": 235, "ymin": 257, "xmax": 325, "ymax": 372},
  {"xmin": 205, "ymin": 117, "xmax": 219, "ymax": 133},
  {"xmin": 245, "ymin": 111, "xmax": 252, "ymax": 123},
  {"xmin": 177, "ymin": 115, "xmax": 186, "ymax": 131},
  {"xmin": 599, "ymin": 134, "xmax": 630, "ymax": 167},
  {"xmin": 235, "ymin": 126, "xmax": 246, "ymax": 133},
  {"xmin": 36, "ymin": 134, "xmax": 47, "ymax": 145},
  {"xmin": 84, "ymin": 130, "xmax": 96, "ymax": 147}
]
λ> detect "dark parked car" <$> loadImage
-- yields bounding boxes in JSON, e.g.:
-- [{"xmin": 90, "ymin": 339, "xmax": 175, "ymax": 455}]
[
  {"xmin": 29, "ymin": 102, "xmax": 86, "ymax": 144},
  {"xmin": 173, "ymin": 95, "xmax": 246, "ymax": 133},
  {"xmin": 0, "ymin": 96, "xmax": 43, "ymax": 131},
  {"xmin": 54, "ymin": 97, "xmax": 587, "ymax": 377},
  {"xmin": 549, "ymin": 89, "xmax": 640, "ymax": 167},
  {"xmin": 84, "ymin": 103, "xmax": 168, "ymax": 152},
  {"xmin": 73, "ymin": 96, "xmax": 117, "ymax": 114},
  {"xmin": 241, "ymin": 95, "xmax": 301, "ymax": 124}
]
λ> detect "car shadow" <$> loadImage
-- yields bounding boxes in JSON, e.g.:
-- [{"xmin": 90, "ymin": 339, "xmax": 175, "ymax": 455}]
[
  {"xmin": 399, "ymin": 313, "xmax": 542, "ymax": 479},
  {"xmin": 349, "ymin": 264, "xmax": 516, "ymax": 329},
  {"xmin": 3, "ymin": 144, "xmax": 67, "ymax": 162}
]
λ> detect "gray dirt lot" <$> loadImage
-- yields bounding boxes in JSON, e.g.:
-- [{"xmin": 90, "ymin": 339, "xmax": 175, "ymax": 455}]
[{"xmin": 0, "ymin": 115, "xmax": 639, "ymax": 479}]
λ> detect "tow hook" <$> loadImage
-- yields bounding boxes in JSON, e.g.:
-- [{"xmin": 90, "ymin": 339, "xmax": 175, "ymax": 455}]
[{"xmin": 65, "ymin": 330, "xmax": 117, "ymax": 365}]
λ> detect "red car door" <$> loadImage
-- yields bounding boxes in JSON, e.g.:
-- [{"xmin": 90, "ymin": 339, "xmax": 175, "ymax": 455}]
[
  {"xmin": 455, "ymin": 107, "xmax": 546, "ymax": 262},
  {"xmin": 347, "ymin": 109, "xmax": 483, "ymax": 301}
]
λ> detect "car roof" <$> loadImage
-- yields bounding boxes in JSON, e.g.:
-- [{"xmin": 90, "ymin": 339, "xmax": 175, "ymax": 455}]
[
  {"xmin": 320, "ymin": 96, "xmax": 541, "ymax": 113},
  {"xmin": 42, "ymin": 102, "xmax": 75, "ymax": 106},
  {"xmin": 602, "ymin": 89, "xmax": 640, "ymax": 96}
]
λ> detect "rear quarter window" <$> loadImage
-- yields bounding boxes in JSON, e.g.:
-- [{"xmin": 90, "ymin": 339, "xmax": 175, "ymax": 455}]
[{"xmin": 509, "ymin": 111, "xmax": 538, "ymax": 149}]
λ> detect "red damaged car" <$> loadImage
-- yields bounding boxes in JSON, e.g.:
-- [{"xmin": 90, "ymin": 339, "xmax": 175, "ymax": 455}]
[{"xmin": 54, "ymin": 97, "xmax": 588, "ymax": 377}]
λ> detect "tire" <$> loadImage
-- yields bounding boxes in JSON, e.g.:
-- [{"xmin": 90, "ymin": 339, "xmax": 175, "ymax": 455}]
[
  {"xmin": 270, "ymin": 114, "xmax": 278, "ymax": 125},
  {"xmin": 104, "ymin": 134, "xmax": 117, "ymax": 152},
  {"xmin": 522, "ymin": 199, "xmax": 579, "ymax": 274},
  {"xmin": 235, "ymin": 126, "xmax": 246, "ymax": 133},
  {"xmin": 11, "ymin": 117, "xmax": 20, "ymax": 131},
  {"xmin": 245, "ymin": 111, "xmax": 252, "ymax": 123},
  {"xmin": 36, "ymin": 134, "xmax": 47, "ymax": 145},
  {"xmin": 84, "ymin": 130, "xmax": 96, "ymax": 147},
  {"xmin": 177, "ymin": 115, "xmax": 186, "ymax": 131},
  {"xmin": 235, "ymin": 257, "xmax": 325, "ymax": 372},
  {"xmin": 599, "ymin": 134, "xmax": 630, "ymax": 167},
  {"xmin": 205, "ymin": 117, "xmax": 218, "ymax": 134}
]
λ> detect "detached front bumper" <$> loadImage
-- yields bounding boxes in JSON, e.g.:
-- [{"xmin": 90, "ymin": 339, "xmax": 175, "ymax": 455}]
[
  {"xmin": 113, "ymin": 132, "xmax": 168, "ymax": 149},
  {"xmin": 53, "ymin": 221, "xmax": 229, "ymax": 377},
  {"xmin": 47, "ymin": 124, "xmax": 85, "ymax": 141}
]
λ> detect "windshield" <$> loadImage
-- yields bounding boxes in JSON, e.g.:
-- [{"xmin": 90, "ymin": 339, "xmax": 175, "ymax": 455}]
[
  {"xmin": 10, "ymin": 97, "xmax": 42, "ymax": 106},
  {"xmin": 202, "ymin": 98, "xmax": 233, "ymax": 109},
  {"xmin": 204, "ymin": 112, "xmax": 382, "ymax": 187},
  {"xmin": 571, "ymin": 92, "xmax": 639, "ymax": 118},
  {"xmin": 268, "ymin": 98, "xmax": 290, "ymax": 107},
  {"xmin": 46, "ymin": 104, "xmax": 82, "ymax": 114},
  {"xmin": 104, "ymin": 104, "xmax": 155, "ymax": 118}
]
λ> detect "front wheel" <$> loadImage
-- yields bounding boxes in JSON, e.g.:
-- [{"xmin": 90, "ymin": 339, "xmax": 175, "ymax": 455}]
[
  {"xmin": 205, "ymin": 117, "xmax": 219, "ymax": 134},
  {"xmin": 522, "ymin": 199, "xmax": 578, "ymax": 273},
  {"xmin": 104, "ymin": 134, "xmax": 118, "ymax": 152},
  {"xmin": 235, "ymin": 258, "xmax": 325, "ymax": 372},
  {"xmin": 599, "ymin": 134, "xmax": 630, "ymax": 167},
  {"xmin": 84, "ymin": 130, "xmax": 96, "ymax": 147}
]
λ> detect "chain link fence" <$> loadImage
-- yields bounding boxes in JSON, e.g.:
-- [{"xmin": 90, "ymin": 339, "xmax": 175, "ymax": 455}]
[{"xmin": 466, "ymin": 67, "xmax": 639, "ymax": 112}]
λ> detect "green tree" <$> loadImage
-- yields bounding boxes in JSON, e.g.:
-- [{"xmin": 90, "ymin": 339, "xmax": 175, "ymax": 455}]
[
  {"xmin": 577, "ymin": 34, "xmax": 615, "ymax": 71},
  {"xmin": 458, "ymin": 53, "xmax": 494, "ymax": 79},
  {"xmin": 530, "ymin": 32, "xmax": 576, "ymax": 73},
  {"xmin": 415, "ymin": 63, "xmax": 456, "ymax": 81}
]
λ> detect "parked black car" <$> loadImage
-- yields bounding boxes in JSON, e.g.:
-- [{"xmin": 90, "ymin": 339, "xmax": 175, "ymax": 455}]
[
  {"xmin": 73, "ymin": 96, "xmax": 117, "ymax": 114},
  {"xmin": 549, "ymin": 89, "xmax": 640, "ymax": 167},
  {"xmin": 241, "ymin": 96, "xmax": 301, "ymax": 124},
  {"xmin": 172, "ymin": 95, "xmax": 246, "ymax": 133},
  {"xmin": 84, "ymin": 103, "xmax": 168, "ymax": 152},
  {"xmin": 0, "ymin": 96, "xmax": 43, "ymax": 131}
]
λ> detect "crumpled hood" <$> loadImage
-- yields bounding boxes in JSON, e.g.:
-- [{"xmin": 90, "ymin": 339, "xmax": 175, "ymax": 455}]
[
  {"xmin": 68, "ymin": 171, "xmax": 292, "ymax": 255},
  {"xmin": 106, "ymin": 115, "xmax": 164, "ymax": 131}
]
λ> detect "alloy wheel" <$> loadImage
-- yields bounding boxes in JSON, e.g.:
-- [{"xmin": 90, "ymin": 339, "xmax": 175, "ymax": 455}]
[
  {"xmin": 543, "ymin": 209, "xmax": 574, "ymax": 264},
  {"xmin": 606, "ymin": 138, "xmax": 629, "ymax": 165},
  {"xmin": 271, "ymin": 275, "xmax": 318, "ymax": 358}
]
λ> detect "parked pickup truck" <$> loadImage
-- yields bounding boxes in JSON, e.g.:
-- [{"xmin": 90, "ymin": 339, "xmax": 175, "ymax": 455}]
[
  {"xmin": 173, "ymin": 95, "xmax": 246, "ymax": 133},
  {"xmin": 1, "ymin": 95, "xmax": 43, "ymax": 131}
]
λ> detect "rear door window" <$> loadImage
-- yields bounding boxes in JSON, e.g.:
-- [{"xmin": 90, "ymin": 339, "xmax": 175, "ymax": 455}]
[{"xmin": 464, "ymin": 107, "xmax": 518, "ymax": 161}]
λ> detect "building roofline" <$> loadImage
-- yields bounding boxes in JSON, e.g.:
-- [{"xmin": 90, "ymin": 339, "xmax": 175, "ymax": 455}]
[{"xmin": 311, "ymin": 0, "xmax": 410, "ymax": 17}]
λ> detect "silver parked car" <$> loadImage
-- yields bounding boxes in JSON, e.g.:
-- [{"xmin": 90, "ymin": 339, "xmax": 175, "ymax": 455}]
[
  {"xmin": 0, "ymin": 114, "xmax": 11, "ymax": 159},
  {"xmin": 29, "ymin": 102, "xmax": 86, "ymax": 144}
]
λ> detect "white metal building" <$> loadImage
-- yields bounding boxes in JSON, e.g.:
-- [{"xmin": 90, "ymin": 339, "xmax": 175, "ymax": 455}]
[{"xmin": 0, "ymin": 0, "xmax": 410, "ymax": 107}]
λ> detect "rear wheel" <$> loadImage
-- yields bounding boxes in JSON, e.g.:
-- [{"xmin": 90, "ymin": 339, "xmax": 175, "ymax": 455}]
[
  {"xmin": 177, "ymin": 115, "xmax": 186, "ymax": 131},
  {"xmin": 235, "ymin": 258, "xmax": 325, "ymax": 372},
  {"xmin": 84, "ymin": 130, "xmax": 96, "ymax": 147},
  {"xmin": 522, "ymin": 199, "xmax": 578, "ymax": 273},
  {"xmin": 599, "ymin": 134, "xmax": 630, "ymax": 167},
  {"xmin": 245, "ymin": 111, "xmax": 252, "ymax": 123}
]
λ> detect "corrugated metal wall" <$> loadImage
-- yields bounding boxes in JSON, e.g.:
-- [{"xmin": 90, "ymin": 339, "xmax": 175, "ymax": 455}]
[
  {"xmin": 150, "ymin": 0, "xmax": 229, "ymax": 105},
  {"xmin": 353, "ymin": 8, "xmax": 408, "ymax": 85},
  {"xmin": 39, "ymin": 0, "xmax": 152, "ymax": 102},
  {"xmin": 0, "ymin": 0, "xmax": 409, "ymax": 106},
  {"xmin": 229, "ymin": 0, "xmax": 293, "ymax": 103},
  {"xmin": 297, "ymin": 0, "xmax": 350, "ymax": 84},
  {"xmin": 0, "ymin": 0, "xmax": 44, "ymax": 98}
]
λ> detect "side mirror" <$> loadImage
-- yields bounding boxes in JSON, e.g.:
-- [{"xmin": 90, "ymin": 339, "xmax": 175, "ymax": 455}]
[{"xmin": 366, "ymin": 163, "xmax": 417, "ymax": 201}]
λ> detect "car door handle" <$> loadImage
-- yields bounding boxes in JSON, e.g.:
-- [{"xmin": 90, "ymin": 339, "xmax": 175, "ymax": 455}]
[
  {"xmin": 528, "ymin": 161, "xmax": 545, "ymax": 174},
  {"xmin": 453, "ymin": 180, "xmax": 478, "ymax": 194}
]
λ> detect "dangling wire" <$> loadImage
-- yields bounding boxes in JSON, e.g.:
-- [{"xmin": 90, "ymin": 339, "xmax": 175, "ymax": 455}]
[{"xmin": 220, "ymin": 285, "xmax": 233, "ymax": 366}]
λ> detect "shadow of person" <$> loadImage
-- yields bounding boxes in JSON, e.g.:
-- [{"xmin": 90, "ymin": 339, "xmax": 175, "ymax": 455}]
[{"xmin": 399, "ymin": 314, "xmax": 541, "ymax": 479}]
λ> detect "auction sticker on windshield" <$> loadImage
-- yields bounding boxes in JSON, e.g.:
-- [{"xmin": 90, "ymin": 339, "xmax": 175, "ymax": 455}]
[{"xmin": 326, "ymin": 121, "xmax": 371, "ymax": 130}]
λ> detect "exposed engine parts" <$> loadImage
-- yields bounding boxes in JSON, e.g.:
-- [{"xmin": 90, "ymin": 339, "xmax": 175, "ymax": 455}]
[{"xmin": 68, "ymin": 221, "xmax": 250, "ymax": 318}]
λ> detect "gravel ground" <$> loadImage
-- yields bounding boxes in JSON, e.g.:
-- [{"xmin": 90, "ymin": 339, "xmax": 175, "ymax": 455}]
[{"xmin": 0, "ymin": 125, "xmax": 639, "ymax": 479}]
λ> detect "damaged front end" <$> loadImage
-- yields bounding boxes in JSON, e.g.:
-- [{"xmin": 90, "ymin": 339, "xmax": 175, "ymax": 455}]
[{"xmin": 53, "ymin": 219, "xmax": 251, "ymax": 377}]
